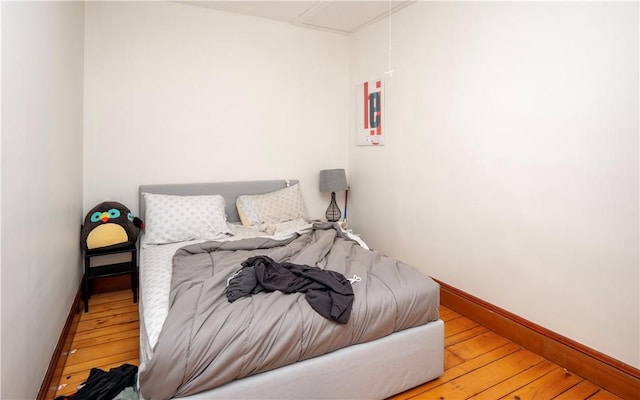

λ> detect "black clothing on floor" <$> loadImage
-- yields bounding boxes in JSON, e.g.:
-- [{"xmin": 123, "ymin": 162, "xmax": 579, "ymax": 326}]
[{"xmin": 55, "ymin": 363, "xmax": 137, "ymax": 400}]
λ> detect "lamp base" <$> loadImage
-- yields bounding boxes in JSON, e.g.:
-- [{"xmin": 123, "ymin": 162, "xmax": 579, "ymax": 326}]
[{"xmin": 325, "ymin": 192, "xmax": 341, "ymax": 222}]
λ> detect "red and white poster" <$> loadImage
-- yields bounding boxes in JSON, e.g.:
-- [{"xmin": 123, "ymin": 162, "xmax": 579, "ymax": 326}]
[{"xmin": 356, "ymin": 78, "xmax": 384, "ymax": 146}]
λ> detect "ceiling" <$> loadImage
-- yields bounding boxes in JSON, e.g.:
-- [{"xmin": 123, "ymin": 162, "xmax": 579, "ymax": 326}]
[{"xmin": 177, "ymin": 1, "xmax": 415, "ymax": 35}]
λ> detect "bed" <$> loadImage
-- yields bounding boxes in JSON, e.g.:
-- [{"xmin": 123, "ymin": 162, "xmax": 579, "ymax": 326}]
[{"xmin": 136, "ymin": 179, "xmax": 444, "ymax": 400}]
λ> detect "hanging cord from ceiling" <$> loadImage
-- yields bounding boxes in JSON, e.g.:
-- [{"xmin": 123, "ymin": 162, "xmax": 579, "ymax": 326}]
[{"xmin": 384, "ymin": 0, "xmax": 394, "ymax": 78}]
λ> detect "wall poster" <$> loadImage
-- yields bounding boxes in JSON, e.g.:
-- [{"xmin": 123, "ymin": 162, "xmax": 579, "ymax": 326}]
[{"xmin": 356, "ymin": 78, "xmax": 385, "ymax": 146}]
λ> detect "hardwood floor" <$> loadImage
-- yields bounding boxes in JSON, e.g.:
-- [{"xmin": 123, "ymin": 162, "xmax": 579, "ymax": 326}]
[
  {"xmin": 55, "ymin": 290, "xmax": 624, "ymax": 399},
  {"xmin": 391, "ymin": 306, "xmax": 623, "ymax": 400},
  {"xmin": 55, "ymin": 291, "xmax": 139, "ymax": 398}
]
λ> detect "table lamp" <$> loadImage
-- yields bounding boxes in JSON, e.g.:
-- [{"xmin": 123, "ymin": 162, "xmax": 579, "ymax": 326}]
[{"xmin": 319, "ymin": 169, "xmax": 348, "ymax": 222}]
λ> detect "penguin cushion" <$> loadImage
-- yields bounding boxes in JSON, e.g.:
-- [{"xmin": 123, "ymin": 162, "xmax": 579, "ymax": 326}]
[{"xmin": 81, "ymin": 201, "xmax": 144, "ymax": 251}]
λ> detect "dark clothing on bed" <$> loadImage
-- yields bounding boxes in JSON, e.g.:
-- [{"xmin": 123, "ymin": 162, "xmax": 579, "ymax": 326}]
[
  {"xmin": 226, "ymin": 255, "xmax": 354, "ymax": 324},
  {"xmin": 225, "ymin": 267, "xmax": 263, "ymax": 302}
]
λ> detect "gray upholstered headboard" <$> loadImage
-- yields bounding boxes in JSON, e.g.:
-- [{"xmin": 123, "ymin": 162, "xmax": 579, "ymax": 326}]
[{"xmin": 138, "ymin": 179, "xmax": 298, "ymax": 223}]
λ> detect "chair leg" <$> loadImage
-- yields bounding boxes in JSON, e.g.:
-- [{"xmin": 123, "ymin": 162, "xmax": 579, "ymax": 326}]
[
  {"xmin": 132, "ymin": 271, "xmax": 138, "ymax": 304},
  {"xmin": 83, "ymin": 254, "xmax": 90, "ymax": 312},
  {"xmin": 83, "ymin": 275, "xmax": 90, "ymax": 313}
]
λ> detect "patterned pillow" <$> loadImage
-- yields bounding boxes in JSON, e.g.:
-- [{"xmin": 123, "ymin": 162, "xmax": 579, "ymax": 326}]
[
  {"xmin": 236, "ymin": 184, "xmax": 308, "ymax": 226},
  {"xmin": 141, "ymin": 193, "xmax": 232, "ymax": 246}
]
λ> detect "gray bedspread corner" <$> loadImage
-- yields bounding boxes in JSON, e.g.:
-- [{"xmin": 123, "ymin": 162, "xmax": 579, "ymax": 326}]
[{"xmin": 139, "ymin": 224, "xmax": 440, "ymax": 400}]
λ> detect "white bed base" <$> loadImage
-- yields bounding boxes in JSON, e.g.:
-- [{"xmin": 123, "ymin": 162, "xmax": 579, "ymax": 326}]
[
  {"xmin": 137, "ymin": 180, "xmax": 444, "ymax": 399},
  {"xmin": 178, "ymin": 320, "xmax": 444, "ymax": 399}
]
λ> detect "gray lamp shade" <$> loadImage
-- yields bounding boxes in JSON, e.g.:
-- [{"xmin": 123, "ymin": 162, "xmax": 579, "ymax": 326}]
[{"xmin": 319, "ymin": 169, "xmax": 348, "ymax": 193}]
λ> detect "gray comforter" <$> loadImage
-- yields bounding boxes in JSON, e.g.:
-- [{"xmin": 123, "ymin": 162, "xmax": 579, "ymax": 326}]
[{"xmin": 139, "ymin": 223, "xmax": 440, "ymax": 399}]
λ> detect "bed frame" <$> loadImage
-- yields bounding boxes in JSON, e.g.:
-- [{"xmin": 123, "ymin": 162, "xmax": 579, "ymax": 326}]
[{"xmin": 137, "ymin": 179, "xmax": 444, "ymax": 399}]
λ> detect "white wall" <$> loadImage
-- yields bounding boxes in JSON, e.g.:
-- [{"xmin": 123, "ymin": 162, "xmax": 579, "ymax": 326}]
[
  {"xmin": 83, "ymin": 1, "xmax": 349, "ymax": 219},
  {"xmin": 349, "ymin": 2, "xmax": 639, "ymax": 368},
  {"xmin": 1, "ymin": 1, "xmax": 84, "ymax": 398}
]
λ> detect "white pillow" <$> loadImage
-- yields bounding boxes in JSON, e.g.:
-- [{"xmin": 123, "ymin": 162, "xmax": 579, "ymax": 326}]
[
  {"xmin": 236, "ymin": 184, "xmax": 308, "ymax": 226},
  {"xmin": 141, "ymin": 193, "xmax": 232, "ymax": 246}
]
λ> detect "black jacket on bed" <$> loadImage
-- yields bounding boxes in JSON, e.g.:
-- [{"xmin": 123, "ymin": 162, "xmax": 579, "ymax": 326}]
[{"xmin": 226, "ymin": 255, "xmax": 354, "ymax": 324}]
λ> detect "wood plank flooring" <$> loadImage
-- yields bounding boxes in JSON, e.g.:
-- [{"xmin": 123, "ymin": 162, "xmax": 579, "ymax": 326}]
[
  {"xmin": 55, "ymin": 291, "xmax": 139, "ymax": 397},
  {"xmin": 55, "ymin": 290, "xmax": 624, "ymax": 399},
  {"xmin": 391, "ymin": 306, "xmax": 623, "ymax": 400}
]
